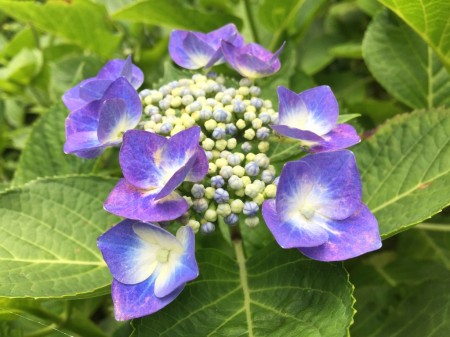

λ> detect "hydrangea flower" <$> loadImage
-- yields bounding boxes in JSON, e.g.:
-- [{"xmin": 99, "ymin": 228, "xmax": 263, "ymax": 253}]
[
  {"xmin": 64, "ymin": 77, "xmax": 142, "ymax": 158},
  {"xmin": 262, "ymin": 150, "xmax": 381, "ymax": 261},
  {"xmin": 62, "ymin": 56, "xmax": 143, "ymax": 112},
  {"xmin": 271, "ymin": 86, "xmax": 360, "ymax": 152},
  {"xmin": 169, "ymin": 23, "xmax": 244, "ymax": 70},
  {"xmin": 221, "ymin": 41, "xmax": 285, "ymax": 79},
  {"xmin": 97, "ymin": 220, "xmax": 198, "ymax": 320},
  {"xmin": 104, "ymin": 126, "xmax": 208, "ymax": 222}
]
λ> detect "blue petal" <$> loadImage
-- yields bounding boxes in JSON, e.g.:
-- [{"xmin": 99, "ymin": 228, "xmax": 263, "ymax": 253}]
[
  {"xmin": 78, "ymin": 79, "xmax": 113, "ymax": 102},
  {"xmin": 262, "ymin": 199, "xmax": 328, "ymax": 249},
  {"xmin": 97, "ymin": 220, "xmax": 159, "ymax": 285},
  {"xmin": 119, "ymin": 130, "xmax": 167, "ymax": 190},
  {"xmin": 112, "ymin": 275, "xmax": 184, "ymax": 321},
  {"xmin": 299, "ymin": 204, "xmax": 382, "ymax": 261},
  {"xmin": 103, "ymin": 179, "xmax": 188, "ymax": 222},
  {"xmin": 309, "ymin": 124, "xmax": 361, "ymax": 153},
  {"xmin": 96, "ymin": 56, "xmax": 144, "ymax": 89},
  {"xmin": 153, "ymin": 226, "xmax": 198, "ymax": 298}
]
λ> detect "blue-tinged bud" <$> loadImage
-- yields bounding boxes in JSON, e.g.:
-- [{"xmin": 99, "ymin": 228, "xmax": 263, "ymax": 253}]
[
  {"xmin": 179, "ymin": 88, "xmax": 191, "ymax": 96},
  {"xmin": 214, "ymin": 188, "xmax": 229, "ymax": 204},
  {"xmin": 144, "ymin": 105, "xmax": 159, "ymax": 116},
  {"xmin": 228, "ymin": 175, "xmax": 243, "ymax": 190},
  {"xmin": 227, "ymin": 154, "xmax": 241, "ymax": 166},
  {"xmin": 245, "ymin": 162, "xmax": 260, "ymax": 176},
  {"xmin": 201, "ymin": 222, "xmax": 215, "ymax": 234},
  {"xmin": 271, "ymin": 113, "xmax": 279, "ymax": 124},
  {"xmin": 140, "ymin": 89, "xmax": 152, "ymax": 99},
  {"xmin": 241, "ymin": 142, "xmax": 252, "ymax": 153},
  {"xmin": 193, "ymin": 198, "xmax": 209, "ymax": 213},
  {"xmin": 221, "ymin": 95, "xmax": 233, "ymax": 104},
  {"xmin": 225, "ymin": 123, "xmax": 237, "ymax": 135},
  {"xmin": 192, "ymin": 89, "xmax": 206, "ymax": 98},
  {"xmin": 168, "ymin": 80, "xmax": 180, "ymax": 89},
  {"xmin": 181, "ymin": 95, "xmax": 194, "ymax": 106},
  {"xmin": 151, "ymin": 114, "xmax": 163, "ymax": 123},
  {"xmin": 191, "ymin": 184, "xmax": 205, "ymax": 198},
  {"xmin": 206, "ymin": 98, "xmax": 217, "ymax": 107},
  {"xmin": 261, "ymin": 170, "xmax": 275, "ymax": 183},
  {"xmin": 158, "ymin": 99, "xmax": 171, "ymax": 111},
  {"xmin": 160, "ymin": 122, "xmax": 173, "ymax": 134},
  {"xmin": 239, "ymin": 78, "xmax": 253, "ymax": 87},
  {"xmin": 249, "ymin": 86, "xmax": 261, "ymax": 96},
  {"xmin": 205, "ymin": 151, "xmax": 213, "ymax": 161},
  {"xmin": 244, "ymin": 111, "xmax": 256, "ymax": 122},
  {"xmin": 211, "ymin": 175, "xmax": 225, "ymax": 188},
  {"xmin": 258, "ymin": 112, "xmax": 271, "ymax": 124},
  {"xmin": 256, "ymin": 127, "xmax": 270, "ymax": 140},
  {"xmin": 219, "ymin": 165, "xmax": 233, "ymax": 179},
  {"xmin": 199, "ymin": 109, "xmax": 212, "ymax": 120},
  {"xmin": 224, "ymin": 88, "xmax": 236, "ymax": 97},
  {"xmin": 250, "ymin": 97, "xmax": 263, "ymax": 109},
  {"xmin": 254, "ymin": 154, "xmax": 270, "ymax": 168},
  {"xmin": 233, "ymin": 101, "xmax": 246, "ymax": 113},
  {"xmin": 224, "ymin": 213, "xmax": 239, "ymax": 226},
  {"xmin": 219, "ymin": 150, "xmax": 231, "ymax": 159},
  {"xmin": 207, "ymin": 71, "xmax": 217, "ymax": 79},
  {"xmin": 213, "ymin": 109, "xmax": 228, "ymax": 122},
  {"xmin": 212, "ymin": 127, "xmax": 226, "ymax": 139},
  {"xmin": 188, "ymin": 101, "xmax": 202, "ymax": 112},
  {"xmin": 159, "ymin": 85, "xmax": 171, "ymax": 95},
  {"xmin": 243, "ymin": 201, "xmax": 259, "ymax": 216}
]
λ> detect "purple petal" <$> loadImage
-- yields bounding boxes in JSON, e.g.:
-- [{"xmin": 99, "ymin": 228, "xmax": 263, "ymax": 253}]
[
  {"xmin": 298, "ymin": 150, "xmax": 362, "ymax": 220},
  {"xmin": 112, "ymin": 276, "xmax": 184, "ymax": 321},
  {"xmin": 274, "ymin": 151, "xmax": 361, "ymax": 222},
  {"xmin": 153, "ymin": 226, "xmax": 198, "ymax": 298},
  {"xmin": 309, "ymin": 124, "xmax": 361, "ymax": 153},
  {"xmin": 62, "ymin": 78, "xmax": 99, "ymax": 111},
  {"xmin": 169, "ymin": 31, "xmax": 214, "ymax": 69},
  {"xmin": 119, "ymin": 130, "xmax": 167, "ymax": 190},
  {"xmin": 101, "ymin": 77, "xmax": 142, "ymax": 125},
  {"xmin": 271, "ymin": 124, "xmax": 323, "ymax": 143},
  {"xmin": 163, "ymin": 126, "xmax": 201, "ymax": 168},
  {"xmin": 97, "ymin": 219, "xmax": 159, "ymax": 285},
  {"xmin": 204, "ymin": 24, "xmax": 244, "ymax": 67},
  {"xmin": 222, "ymin": 41, "xmax": 282, "ymax": 78},
  {"xmin": 65, "ymin": 100, "xmax": 101, "ymax": 136},
  {"xmin": 97, "ymin": 56, "xmax": 144, "ymax": 89},
  {"xmin": 63, "ymin": 130, "xmax": 103, "ymax": 158},
  {"xmin": 299, "ymin": 204, "xmax": 382, "ymax": 261},
  {"xmin": 276, "ymin": 86, "xmax": 338, "ymax": 137},
  {"xmin": 78, "ymin": 79, "xmax": 113, "ymax": 102},
  {"xmin": 103, "ymin": 179, "xmax": 188, "ymax": 222},
  {"xmin": 262, "ymin": 199, "xmax": 329, "ymax": 249},
  {"xmin": 97, "ymin": 99, "xmax": 128, "ymax": 144},
  {"xmin": 185, "ymin": 147, "xmax": 209, "ymax": 182}
]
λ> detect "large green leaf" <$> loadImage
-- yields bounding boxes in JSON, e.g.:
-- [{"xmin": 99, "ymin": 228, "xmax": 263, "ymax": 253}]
[
  {"xmin": 379, "ymin": 0, "xmax": 450, "ymax": 71},
  {"xmin": 363, "ymin": 10, "xmax": 450, "ymax": 109},
  {"xmin": 112, "ymin": 0, "xmax": 242, "ymax": 31},
  {"xmin": 0, "ymin": 175, "xmax": 118, "ymax": 298},
  {"xmin": 0, "ymin": 0, "xmax": 121, "ymax": 57},
  {"xmin": 354, "ymin": 108, "xmax": 450, "ymax": 238},
  {"xmin": 132, "ymin": 242, "xmax": 354, "ymax": 337},
  {"xmin": 13, "ymin": 104, "xmax": 98, "ymax": 187}
]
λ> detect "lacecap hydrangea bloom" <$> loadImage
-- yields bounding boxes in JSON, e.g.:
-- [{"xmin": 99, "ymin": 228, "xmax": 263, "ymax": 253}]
[{"xmin": 63, "ymin": 23, "xmax": 382, "ymax": 321}]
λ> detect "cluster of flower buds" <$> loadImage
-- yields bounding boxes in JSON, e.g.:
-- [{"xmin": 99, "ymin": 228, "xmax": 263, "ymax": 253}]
[
  {"xmin": 138, "ymin": 74, "xmax": 278, "ymax": 234},
  {"xmin": 62, "ymin": 23, "xmax": 382, "ymax": 321}
]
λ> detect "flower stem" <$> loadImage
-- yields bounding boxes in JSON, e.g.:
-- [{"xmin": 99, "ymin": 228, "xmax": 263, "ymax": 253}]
[{"xmin": 243, "ymin": 0, "xmax": 260, "ymax": 44}]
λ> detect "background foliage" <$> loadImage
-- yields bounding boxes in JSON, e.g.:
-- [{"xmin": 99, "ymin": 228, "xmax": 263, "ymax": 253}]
[{"xmin": 0, "ymin": 0, "xmax": 449, "ymax": 336}]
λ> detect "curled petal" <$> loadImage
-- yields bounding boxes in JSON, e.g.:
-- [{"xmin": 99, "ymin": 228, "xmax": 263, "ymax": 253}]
[
  {"xmin": 103, "ymin": 179, "xmax": 188, "ymax": 222},
  {"xmin": 309, "ymin": 124, "xmax": 361, "ymax": 153},
  {"xmin": 97, "ymin": 56, "xmax": 144, "ymax": 89}
]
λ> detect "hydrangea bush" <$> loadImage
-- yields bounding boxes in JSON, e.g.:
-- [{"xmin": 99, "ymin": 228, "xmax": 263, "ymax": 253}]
[{"xmin": 1, "ymin": 1, "xmax": 449, "ymax": 336}]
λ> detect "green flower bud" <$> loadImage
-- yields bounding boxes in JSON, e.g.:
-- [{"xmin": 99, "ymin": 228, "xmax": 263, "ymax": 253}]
[
  {"xmin": 253, "ymin": 193, "xmax": 264, "ymax": 205},
  {"xmin": 241, "ymin": 176, "xmax": 252, "ymax": 186},
  {"xmin": 205, "ymin": 187, "xmax": 216, "ymax": 199},
  {"xmin": 202, "ymin": 138, "xmax": 215, "ymax": 151},
  {"xmin": 215, "ymin": 158, "xmax": 228, "ymax": 169},
  {"xmin": 258, "ymin": 141, "xmax": 270, "ymax": 153},
  {"xmin": 251, "ymin": 118, "xmax": 263, "ymax": 129},
  {"xmin": 217, "ymin": 203, "xmax": 232, "ymax": 217},
  {"xmin": 208, "ymin": 163, "xmax": 217, "ymax": 175},
  {"xmin": 236, "ymin": 119, "xmax": 246, "ymax": 129},
  {"xmin": 232, "ymin": 165, "xmax": 245, "ymax": 177},
  {"xmin": 204, "ymin": 119, "xmax": 217, "ymax": 131},
  {"xmin": 188, "ymin": 219, "xmax": 200, "ymax": 233},
  {"xmin": 204, "ymin": 209, "xmax": 217, "ymax": 222},
  {"xmin": 264, "ymin": 184, "xmax": 277, "ymax": 198},
  {"xmin": 238, "ymin": 86, "xmax": 250, "ymax": 96},
  {"xmin": 245, "ymin": 184, "xmax": 259, "ymax": 198},
  {"xmin": 235, "ymin": 188, "xmax": 245, "ymax": 197},
  {"xmin": 215, "ymin": 139, "xmax": 227, "ymax": 151},
  {"xmin": 227, "ymin": 138, "xmax": 237, "ymax": 150},
  {"xmin": 246, "ymin": 153, "xmax": 256, "ymax": 162},
  {"xmin": 244, "ymin": 129, "xmax": 256, "ymax": 140},
  {"xmin": 230, "ymin": 199, "xmax": 244, "ymax": 213},
  {"xmin": 170, "ymin": 96, "xmax": 182, "ymax": 108}
]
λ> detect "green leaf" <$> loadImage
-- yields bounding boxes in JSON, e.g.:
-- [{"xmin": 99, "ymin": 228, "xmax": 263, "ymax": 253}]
[
  {"xmin": 0, "ymin": 0, "xmax": 121, "ymax": 57},
  {"xmin": 132, "ymin": 242, "xmax": 354, "ymax": 337},
  {"xmin": 0, "ymin": 175, "xmax": 118, "ymax": 298},
  {"xmin": 13, "ymin": 104, "xmax": 98, "ymax": 187},
  {"xmin": 0, "ymin": 48, "xmax": 43, "ymax": 87},
  {"xmin": 379, "ymin": 0, "xmax": 450, "ymax": 71},
  {"xmin": 112, "ymin": 0, "xmax": 242, "ymax": 31},
  {"xmin": 338, "ymin": 113, "xmax": 361, "ymax": 124},
  {"xmin": 354, "ymin": 108, "xmax": 450, "ymax": 238},
  {"xmin": 363, "ymin": 10, "xmax": 450, "ymax": 109}
]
